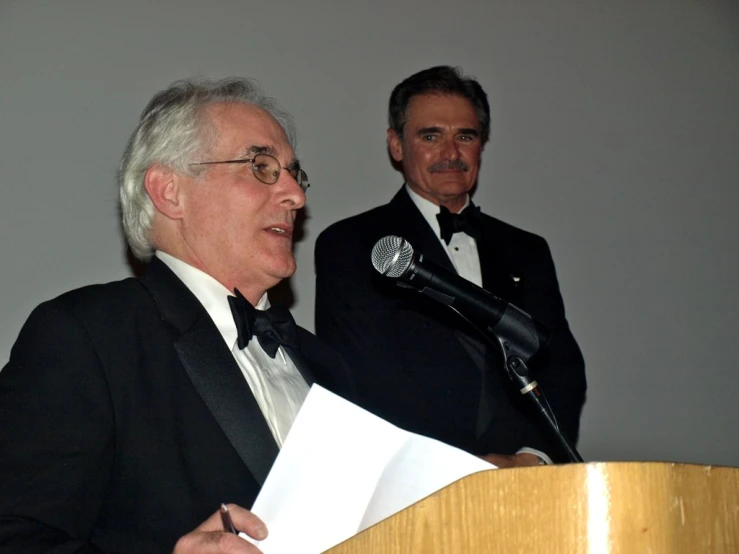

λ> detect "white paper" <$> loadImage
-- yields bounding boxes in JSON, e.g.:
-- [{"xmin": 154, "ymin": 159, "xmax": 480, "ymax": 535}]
[{"xmin": 247, "ymin": 385, "xmax": 495, "ymax": 554}]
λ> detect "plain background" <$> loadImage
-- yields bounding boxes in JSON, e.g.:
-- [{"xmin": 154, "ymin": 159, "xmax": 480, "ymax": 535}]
[{"xmin": 1, "ymin": 0, "xmax": 737, "ymax": 466}]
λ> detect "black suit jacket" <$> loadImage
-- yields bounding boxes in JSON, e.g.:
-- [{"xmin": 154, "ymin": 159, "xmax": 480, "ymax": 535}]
[
  {"xmin": 315, "ymin": 187, "xmax": 585, "ymax": 461},
  {"xmin": 0, "ymin": 258, "xmax": 352, "ymax": 553}
]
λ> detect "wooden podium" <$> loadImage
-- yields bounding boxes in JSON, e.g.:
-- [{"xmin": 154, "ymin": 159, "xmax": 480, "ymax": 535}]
[{"xmin": 325, "ymin": 462, "xmax": 739, "ymax": 553}]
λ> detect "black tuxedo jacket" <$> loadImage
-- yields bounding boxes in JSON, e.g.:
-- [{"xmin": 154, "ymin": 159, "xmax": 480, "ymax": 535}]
[
  {"xmin": 0, "ymin": 258, "xmax": 352, "ymax": 553},
  {"xmin": 315, "ymin": 187, "xmax": 585, "ymax": 461}
]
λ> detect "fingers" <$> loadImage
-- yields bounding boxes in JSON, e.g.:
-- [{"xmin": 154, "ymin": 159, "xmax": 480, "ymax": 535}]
[
  {"xmin": 223, "ymin": 503, "xmax": 268, "ymax": 541},
  {"xmin": 173, "ymin": 529, "xmax": 263, "ymax": 553},
  {"xmin": 478, "ymin": 452, "xmax": 541, "ymax": 468},
  {"xmin": 193, "ymin": 504, "xmax": 266, "ymax": 540},
  {"xmin": 478, "ymin": 453, "xmax": 513, "ymax": 468},
  {"xmin": 173, "ymin": 504, "xmax": 267, "ymax": 553},
  {"xmin": 514, "ymin": 452, "xmax": 542, "ymax": 467}
]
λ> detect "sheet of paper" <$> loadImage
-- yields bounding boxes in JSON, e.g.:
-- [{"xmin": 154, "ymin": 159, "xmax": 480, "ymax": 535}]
[{"xmin": 248, "ymin": 385, "xmax": 495, "ymax": 554}]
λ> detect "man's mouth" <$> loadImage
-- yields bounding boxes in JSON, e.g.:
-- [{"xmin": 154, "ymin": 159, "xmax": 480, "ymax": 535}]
[{"xmin": 266, "ymin": 226, "xmax": 292, "ymax": 238}]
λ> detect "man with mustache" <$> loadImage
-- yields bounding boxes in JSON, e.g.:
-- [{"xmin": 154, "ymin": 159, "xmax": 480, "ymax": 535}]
[
  {"xmin": 315, "ymin": 66, "xmax": 586, "ymax": 467},
  {"xmin": 0, "ymin": 77, "xmax": 352, "ymax": 553}
]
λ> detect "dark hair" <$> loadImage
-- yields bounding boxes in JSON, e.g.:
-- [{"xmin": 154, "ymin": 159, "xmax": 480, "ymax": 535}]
[{"xmin": 388, "ymin": 65, "xmax": 490, "ymax": 143}]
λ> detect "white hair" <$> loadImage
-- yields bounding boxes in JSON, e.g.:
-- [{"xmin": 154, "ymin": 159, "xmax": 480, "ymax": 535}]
[{"xmin": 118, "ymin": 77, "xmax": 297, "ymax": 260}]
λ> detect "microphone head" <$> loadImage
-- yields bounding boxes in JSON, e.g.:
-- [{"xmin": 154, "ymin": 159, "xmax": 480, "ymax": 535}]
[{"xmin": 371, "ymin": 235, "xmax": 415, "ymax": 278}]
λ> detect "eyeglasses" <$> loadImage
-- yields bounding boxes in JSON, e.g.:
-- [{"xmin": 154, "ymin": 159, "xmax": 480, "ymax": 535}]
[{"xmin": 189, "ymin": 153, "xmax": 310, "ymax": 192}]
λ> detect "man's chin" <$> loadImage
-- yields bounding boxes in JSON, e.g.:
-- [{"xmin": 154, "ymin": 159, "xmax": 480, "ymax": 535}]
[
  {"xmin": 270, "ymin": 257, "xmax": 297, "ymax": 281},
  {"xmin": 429, "ymin": 175, "xmax": 475, "ymax": 192}
]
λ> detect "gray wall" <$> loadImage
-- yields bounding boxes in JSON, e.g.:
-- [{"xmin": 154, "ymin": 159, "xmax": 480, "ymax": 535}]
[{"xmin": 1, "ymin": 0, "xmax": 737, "ymax": 466}]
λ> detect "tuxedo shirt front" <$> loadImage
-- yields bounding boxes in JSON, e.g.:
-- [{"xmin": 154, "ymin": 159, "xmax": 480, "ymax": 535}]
[
  {"xmin": 157, "ymin": 251, "xmax": 309, "ymax": 447},
  {"xmin": 404, "ymin": 184, "xmax": 482, "ymax": 287}
]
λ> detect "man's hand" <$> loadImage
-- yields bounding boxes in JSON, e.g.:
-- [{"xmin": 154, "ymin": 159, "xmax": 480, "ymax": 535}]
[
  {"xmin": 479, "ymin": 452, "xmax": 542, "ymax": 468},
  {"xmin": 173, "ymin": 504, "xmax": 267, "ymax": 553}
]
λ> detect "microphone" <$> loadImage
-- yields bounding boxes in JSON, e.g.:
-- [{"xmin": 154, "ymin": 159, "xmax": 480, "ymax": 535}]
[{"xmin": 371, "ymin": 235, "xmax": 550, "ymax": 360}]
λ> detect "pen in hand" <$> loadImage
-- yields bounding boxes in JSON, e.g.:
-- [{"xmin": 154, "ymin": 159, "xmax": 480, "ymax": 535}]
[{"xmin": 220, "ymin": 503, "xmax": 239, "ymax": 535}]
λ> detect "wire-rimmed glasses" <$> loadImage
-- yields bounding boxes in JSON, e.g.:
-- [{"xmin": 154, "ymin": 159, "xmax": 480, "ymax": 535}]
[{"xmin": 190, "ymin": 153, "xmax": 309, "ymax": 192}]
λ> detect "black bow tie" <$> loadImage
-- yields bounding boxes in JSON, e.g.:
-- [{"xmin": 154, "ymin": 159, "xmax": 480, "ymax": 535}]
[
  {"xmin": 436, "ymin": 204, "xmax": 482, "ymax": 245},
  {"xmin": 228, "ymin": 289, "xmax": 299, "ymax": 358}
]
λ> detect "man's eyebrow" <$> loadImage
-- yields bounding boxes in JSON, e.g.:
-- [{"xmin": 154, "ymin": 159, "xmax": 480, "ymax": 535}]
[
  {"xmin": 243, "ymin": 144, "xmax": 277, "ymax": 157},
  {"xmin": 243, "ymin": 144, "xmax": 299, "ymax": 168},
  {"xmin": 414, "ymin": 126, "xmax": 480, "ymax": 137},
  {"xmin": 457, "ymin": 128, "xmax": 480, "ymax": 136}
]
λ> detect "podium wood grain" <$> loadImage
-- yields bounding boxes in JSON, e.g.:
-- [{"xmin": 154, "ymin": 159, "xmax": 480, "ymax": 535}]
[{"xmin": 325, "ymin": 462, "xmax": 739, "ymax": 553}]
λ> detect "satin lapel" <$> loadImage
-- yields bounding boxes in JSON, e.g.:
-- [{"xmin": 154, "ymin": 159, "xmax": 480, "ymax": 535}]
[
  {"xmin": 474, "ymin": 216, "xmax": 526, "ymax": 439},
  {"xmin": 386, "ymin": 188, "xmax": 457, "ymax": 273},
  {"xmin": 477, "ymin": 216, "xmax": 523, "ymax": 306},
  {"xmin": 174, "ymin": 325, "xmax": 278, "ymax": 486},
  {"xmin": 141, "ymin": 258, "xmax": 278, "ymax": 486}
]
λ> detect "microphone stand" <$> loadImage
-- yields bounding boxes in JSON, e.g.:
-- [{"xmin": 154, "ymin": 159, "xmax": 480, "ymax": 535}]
[
  {"xmin": 457, "ymin": 303, "xmax": 584, "ymax": 463},
  {"xmin": 496, "ymin": 343, "xmax": 583, "ymax": 464}
]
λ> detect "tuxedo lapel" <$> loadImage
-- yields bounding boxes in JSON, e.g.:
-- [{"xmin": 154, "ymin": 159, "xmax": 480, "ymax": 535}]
[
  {"xmin": 141, "ymin": 258, "xmax": 278, "ymax": 486},
  {"xmin": 386, "ymin": 188, "xmax": 456, "ymax": 273},
  {"xmin": 472, "ymin": 216, "xmax": 529, "ymax": 440},
  {"xmin": 477, "ymin": 215, "xmax": 524, "ymax": 307}
]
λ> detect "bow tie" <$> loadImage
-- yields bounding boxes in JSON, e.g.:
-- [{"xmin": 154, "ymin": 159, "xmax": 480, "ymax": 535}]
[
  {"xmin": 436, "ymin": 204, "xmax": 482, "ymax": 245},
  {"xmin": 228, "ymin": 289, "xmax": 299, "ymax": 358}
]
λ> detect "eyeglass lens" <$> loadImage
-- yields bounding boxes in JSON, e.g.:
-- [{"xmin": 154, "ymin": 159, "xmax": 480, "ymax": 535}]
[{"xmin": 253, "ymin": 154, "xmax": 309, "ymax": 191}]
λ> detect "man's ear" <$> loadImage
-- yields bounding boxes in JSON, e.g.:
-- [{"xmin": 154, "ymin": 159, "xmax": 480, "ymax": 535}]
[
  {"xmin": 143, "ymin": 165, "xmax": 184, "ymax": 220},
  {"xmin": 387, "ymin": 129, "xmax": 404, "ymax": 162}
]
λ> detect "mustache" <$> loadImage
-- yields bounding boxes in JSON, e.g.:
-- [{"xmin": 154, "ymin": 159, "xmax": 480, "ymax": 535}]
[{"xmin": 428, "ymin": 159, "xmax": 470, "ymax": 172}]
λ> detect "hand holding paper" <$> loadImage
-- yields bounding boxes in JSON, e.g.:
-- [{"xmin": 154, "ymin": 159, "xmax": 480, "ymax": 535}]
[{"xmin": 248, "ymin": 385, "xmax": 496, "ymax": 553}]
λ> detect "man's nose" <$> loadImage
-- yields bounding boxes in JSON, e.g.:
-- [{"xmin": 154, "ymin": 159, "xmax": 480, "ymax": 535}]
[
  {"xmin": 276, "ymin": 169, "xmax": 306, "ymax": 208},
  {"xmin": 441, "ymin": 137, "xmax": 461, "ymax": 159}
]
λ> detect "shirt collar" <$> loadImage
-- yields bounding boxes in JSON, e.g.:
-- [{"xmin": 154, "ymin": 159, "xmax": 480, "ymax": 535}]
[
  {"xmin": 404, "ymin": 183, "xmax": 470, "ymax": 240},
  {"xmin": 155, "ymin": 251, "xmax": 269, "ymax": 350}
]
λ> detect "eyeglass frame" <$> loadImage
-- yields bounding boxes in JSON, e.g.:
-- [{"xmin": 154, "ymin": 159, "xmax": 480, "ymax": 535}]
[{"xmin": 189, "ymin": 153, "xmax": 310, "ymax": 192}]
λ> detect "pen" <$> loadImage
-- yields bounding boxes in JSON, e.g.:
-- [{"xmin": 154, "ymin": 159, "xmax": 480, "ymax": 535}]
[{"xmin": 220, "ymin": 503, "xmax": 239, "ymax": 535}]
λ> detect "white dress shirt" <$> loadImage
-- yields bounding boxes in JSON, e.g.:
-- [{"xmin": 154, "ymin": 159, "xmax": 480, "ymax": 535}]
[
  {"xmin": 404, "ymin": 186, "xmax": 553, "ymax": 465},
  {"xmin": 405, "ymin": 184, "xmax": 483, "ymax": 287},
  {"xmin": 156, "ymin": 251, "xmax": 309, "ymax": 448}
]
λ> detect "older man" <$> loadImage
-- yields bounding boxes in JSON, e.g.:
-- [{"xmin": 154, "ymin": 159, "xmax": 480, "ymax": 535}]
[
  {"xmin": 315, "ymin": 66, "xmax": 586, "ymax": 467},
  {"xmin": 0, "ymin": 78, "xmax": 351, "ymax": 553}
]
